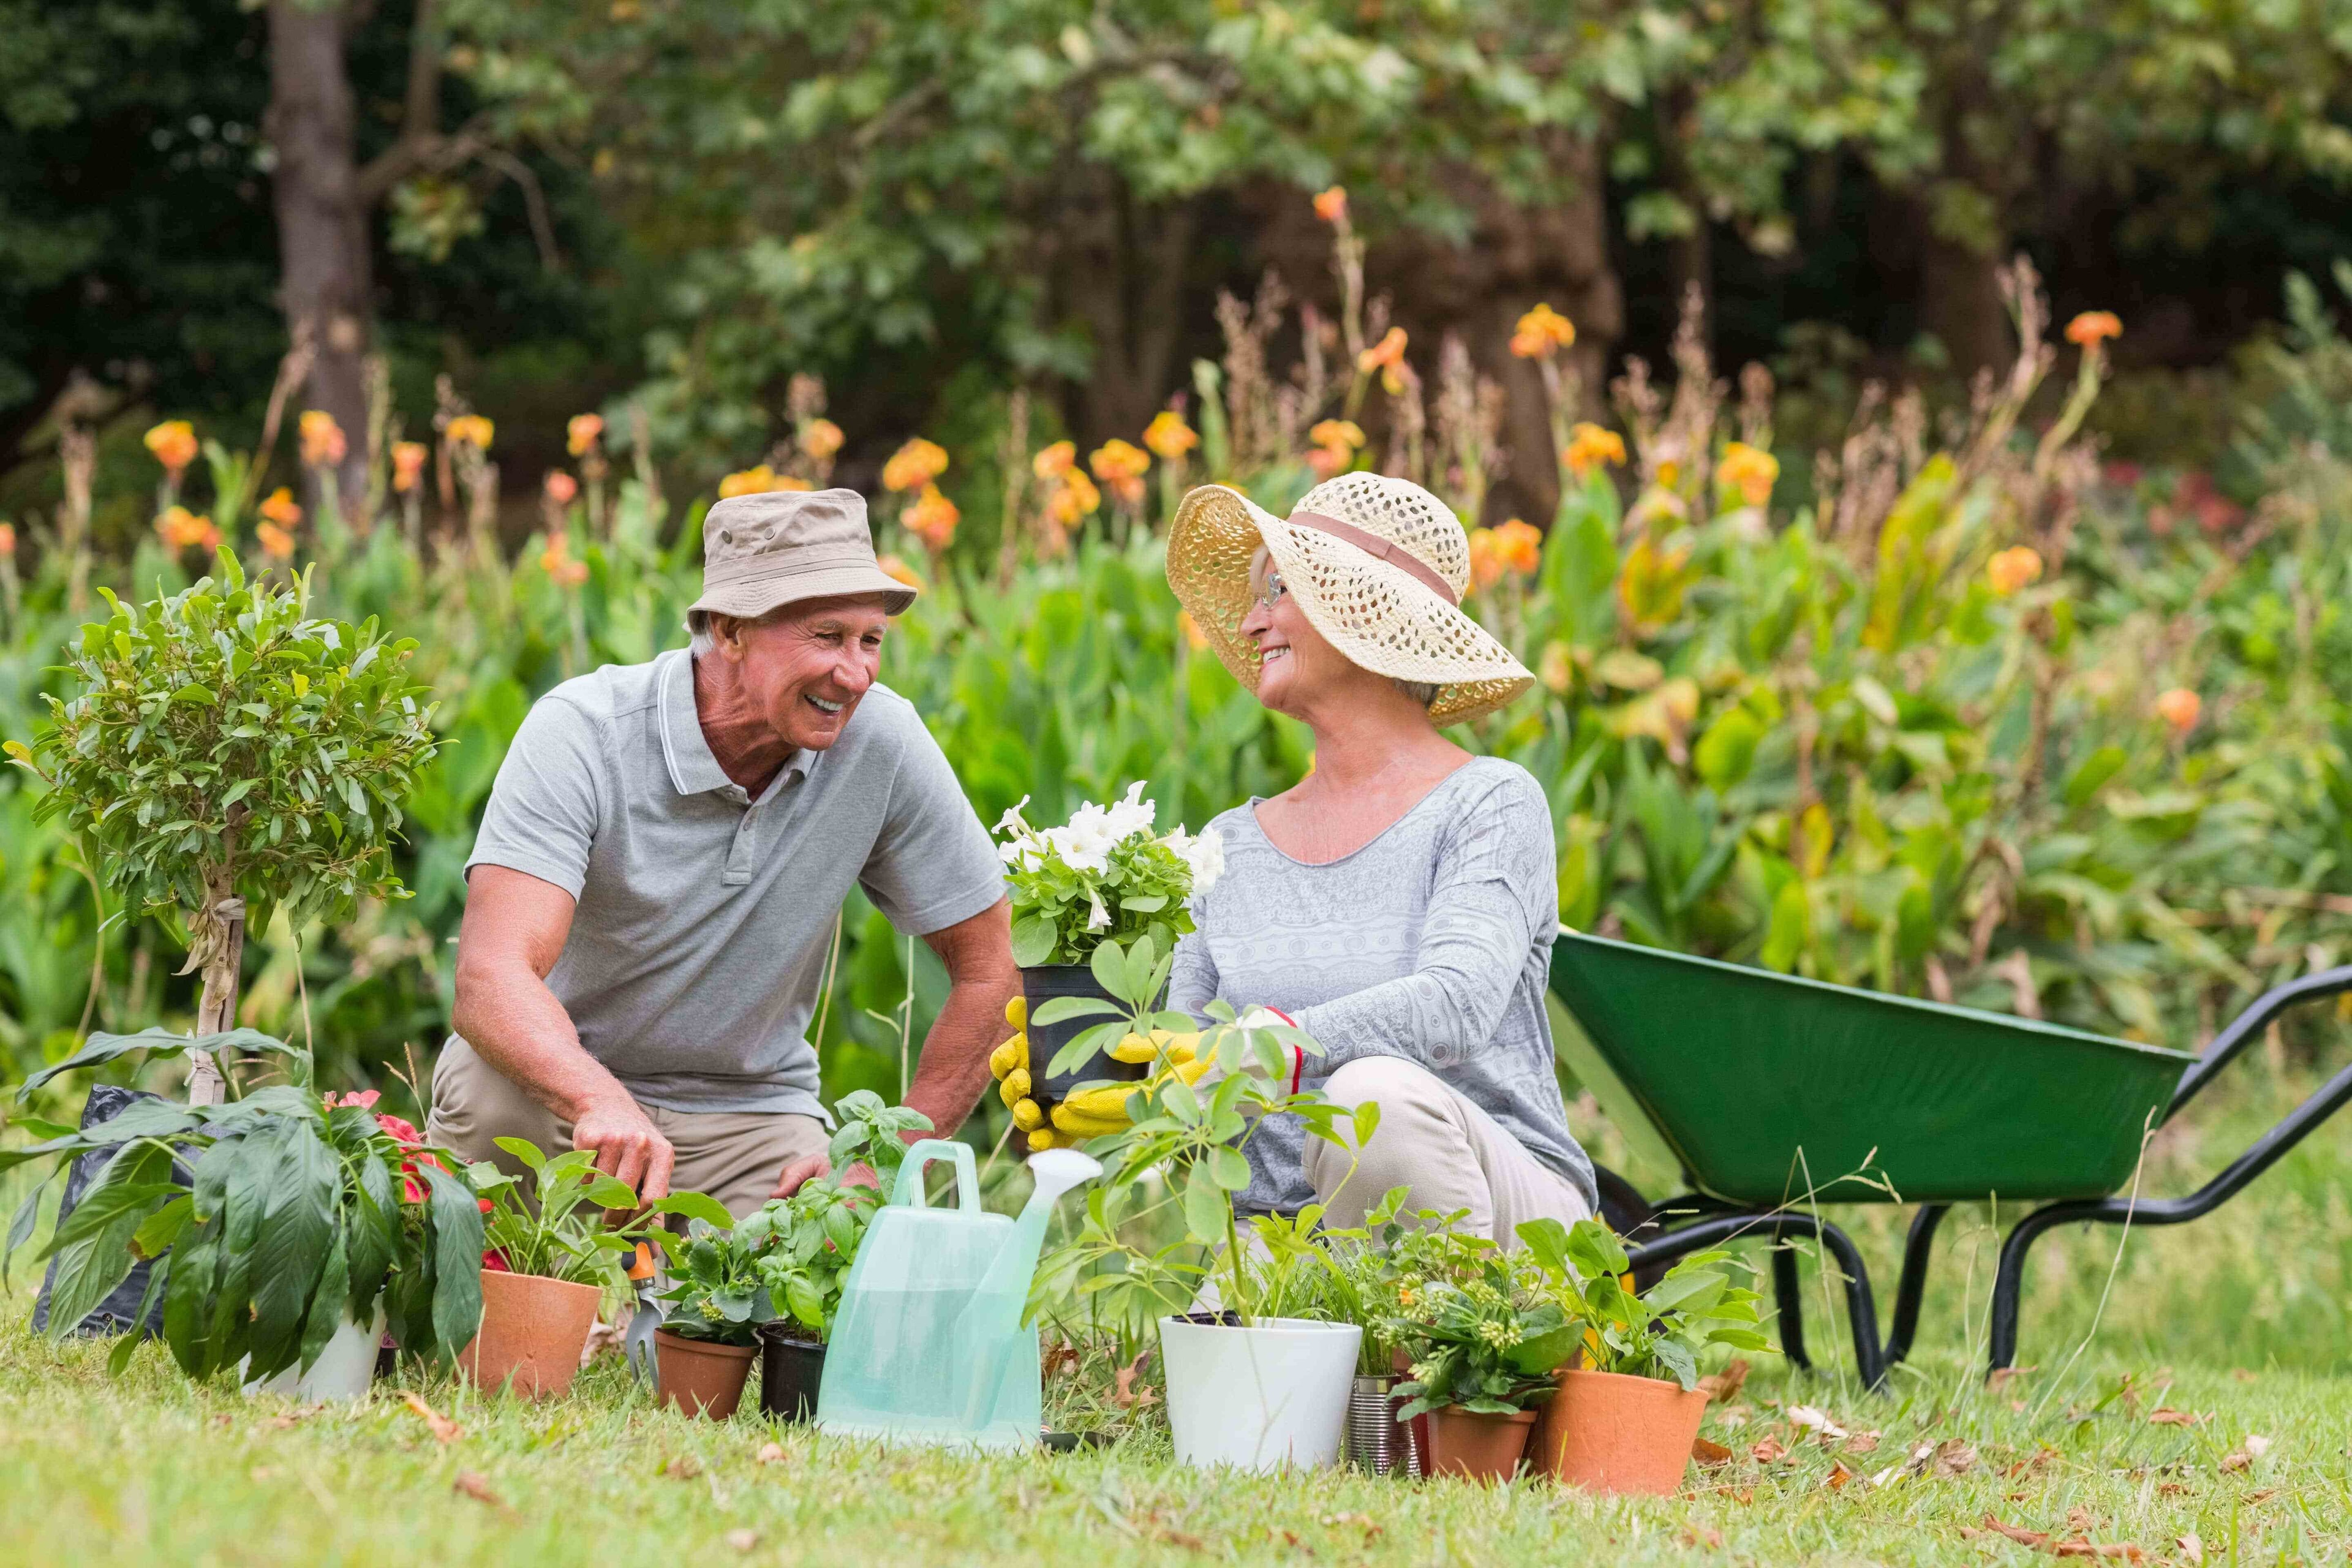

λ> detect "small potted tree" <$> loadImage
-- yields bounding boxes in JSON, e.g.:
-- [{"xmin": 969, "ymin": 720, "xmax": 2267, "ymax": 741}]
[
  {"xmin": 1033, "ymin": 936, "xmax": 1372, "ymax": 1472},
  {"xmin": 465, "ymin": 1139, "xmax": 730, "ymax": 1398},
  {"xmin": 750, "ymin": 1091, "xmax": 930, "ymax": 1422},
  {"xmin": 5, "ymin": 549, "xmax": 441, "ymax": 1105},
  {"xmin": 992, "ymin": 785, "xmax": 1223, "ymax": 1112},
  {"xmin": 1518, "ymin": 1218, "xmax": 1775, "ymax": 1494}
]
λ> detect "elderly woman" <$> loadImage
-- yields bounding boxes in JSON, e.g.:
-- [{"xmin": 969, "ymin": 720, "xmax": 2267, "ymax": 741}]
[{"xmin": 1163, "ymin": 472, "xmax": 1594, "ymax": 1245}]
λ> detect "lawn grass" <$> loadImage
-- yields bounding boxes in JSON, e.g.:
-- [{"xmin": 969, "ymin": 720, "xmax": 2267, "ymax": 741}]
[{"xmin": 3, "ymin": 1047, "xmax": 2348, "ymax": 1566}]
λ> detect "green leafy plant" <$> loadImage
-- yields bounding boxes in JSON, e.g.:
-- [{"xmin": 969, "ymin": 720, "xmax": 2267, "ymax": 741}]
[
  {"xmin": 746, "ymin": 1175, "xmax": 878, "ymax": 1343},
  {"xmin": 994, "ymin": 785, "xmax": 1223, "ymax": 967},
  {"xmin": 0, "ymin": 1079, "xmax": 486, "ymax": 1383},
  {"xmin": 1518, "ymin": 1217, "xmax": 1776, "ymax": 1390},
  {"xmin": 467, "ymin": 1137, "xmax": 729, "ymax": 1286},
  {"xmin": 1389, "ymin": 1245, "xmax": 1580, "ymax": 1419},
  {"xmin": 823, "ymin": 1088, "xmax": 932, "ymax": 1183},
  {"xmin": 655, "ymin": 1205, "xmax": 792, "ymax": 1347},
  {"xmin": 1031, "ymin": 935, "xmax": 1376, "ymax": 1327}
]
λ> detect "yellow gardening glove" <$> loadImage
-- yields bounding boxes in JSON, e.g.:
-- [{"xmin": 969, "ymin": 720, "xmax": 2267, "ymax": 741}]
[
  {"xmin": 1049, "ymin": 1035, "xmax": 1212, "ymax": 1139},
  {"xmin": 990, "ymin": 994, "xmax": 1049, "ymax": 1143}
]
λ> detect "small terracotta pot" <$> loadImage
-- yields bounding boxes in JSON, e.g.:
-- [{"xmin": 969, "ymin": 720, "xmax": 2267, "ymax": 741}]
[
  {"xmin": 655, "ymin": 1329, "xmax": 756, "ymax": 1419},
  {"xmin": 1533, "ymin": 1367, "xmax": 1709, "ymax": 1495},
  {"xmin": 458, "ymin": 1268, "xmax": 603, "ymax": 1398},
  {"xmin": 1421, "ymin": 1406, "xmax": 1537, "ymax": 1483}
]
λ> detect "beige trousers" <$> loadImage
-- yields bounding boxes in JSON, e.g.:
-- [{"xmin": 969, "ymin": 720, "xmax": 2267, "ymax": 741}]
[
  {"xmin": 424, "ymin": 1038, "xmax": 827, "ymax": 1219},
  {"xmin": 1302, "ymin": 1055, "xmax": 1591, "ymax": 1246}
]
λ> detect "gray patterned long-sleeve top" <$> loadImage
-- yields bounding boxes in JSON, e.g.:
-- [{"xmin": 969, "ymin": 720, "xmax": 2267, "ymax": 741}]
[{"xmin": 1167, "ymin": 756, "xmax": 1594, "ymax": 1218}]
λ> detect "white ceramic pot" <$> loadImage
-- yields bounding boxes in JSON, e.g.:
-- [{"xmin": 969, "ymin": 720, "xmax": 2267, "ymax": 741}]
[
  {"xmin": 242, "ymin": 1307, "xmax": 385, "ymax": 1403},
  {"xmin": 1157, "ymin": 1316, "xmax": 1362, "ymax": 1472}
]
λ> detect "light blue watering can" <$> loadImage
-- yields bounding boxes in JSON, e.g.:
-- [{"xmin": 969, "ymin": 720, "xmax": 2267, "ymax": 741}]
[{"xmin": 816, "ymin": 1139, "xmax": 1099, "ymax": 1452}]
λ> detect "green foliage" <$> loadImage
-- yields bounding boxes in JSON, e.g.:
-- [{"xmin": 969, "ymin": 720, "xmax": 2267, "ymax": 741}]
[
  {"xmin": 467, "ymin": 1137, "xmax": 728, "ymax": 1287},
  {"xmin": 652, "ymin": 1185, "xmax": 880, "ymax": 1348},
  {"xmin": 7, "ymin": 552, "xmax": 439, "ymax": 943},
  {"xmin": 996, "ymin": 786, "xmax": 1213, "ymax": 968},
  {"xmin": 823, "ymin": 1088, "xmax": 933, "ymax": 1183},
  {"xmin": 1518, "ymin": 1218, "xmax": 1774, "ymax": 1392},
  {"xmin": 0, "ymin": 1078, "xmax": 485, "ymax": 1382},
  {"xmin": 1388, "ymin": 1248, "xmax": 1578, "ymax": 1419}
]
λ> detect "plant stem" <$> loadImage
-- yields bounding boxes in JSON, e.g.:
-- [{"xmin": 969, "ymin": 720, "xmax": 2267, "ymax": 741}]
[{"xmin": 1223, "ymin": 1196, "xmax": 1251, "ymax": 1329}]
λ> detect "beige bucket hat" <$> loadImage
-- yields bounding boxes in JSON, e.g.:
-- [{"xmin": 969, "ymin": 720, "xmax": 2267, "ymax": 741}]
[
  {"xmin": 1166, "ymin": 471, "xmax": 1535, "ymax": 726},
  {"xmin": 688, "ymin": 487, "xmax": 916, "ymax": 620}
]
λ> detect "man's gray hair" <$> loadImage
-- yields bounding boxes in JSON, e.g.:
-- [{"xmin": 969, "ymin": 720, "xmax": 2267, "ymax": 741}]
[{"xmin": 686, "ymin": 606, "xmax": 780, "ymax": 657}]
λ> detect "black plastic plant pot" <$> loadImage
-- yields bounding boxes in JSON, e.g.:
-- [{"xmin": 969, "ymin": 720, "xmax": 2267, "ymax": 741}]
[
  {"xmin": 756, "ymin": 1324, "xmax": 826, "ymax": 1423},
  {"xmin": 1021, "ymin": 964, "xmax": 1158, "ymax": 1105}
]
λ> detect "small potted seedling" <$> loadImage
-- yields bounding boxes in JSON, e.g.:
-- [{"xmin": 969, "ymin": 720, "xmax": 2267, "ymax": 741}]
[
  {"xmin": 1389, "ymin": 1245, "xmax": 1581, "ymax": 1483},
  {"xmin": 1032, "ymin": 936, "xmax": 1374, "ymax": 1472},
  {"xmin": 752, "ymin": 1091, "xmax": 930, "ymax": 1422},
  {"xmin": 991, "ymin": 785, "xmax": 1222, "ymax": 1114},
  {"xmin": 465, "ymin": 1139, "xmax": 729, "ymax": 1398},
  {"xmin": 1518, "ymin": 1217, "xmax": 1774, "ymax": 1494}
]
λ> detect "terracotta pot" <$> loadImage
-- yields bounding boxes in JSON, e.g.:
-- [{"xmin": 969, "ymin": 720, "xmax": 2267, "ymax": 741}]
[
  {"xmin": 458, "ymin": 1268, "xmax": 603, "ymax": 1398},
  {"xmin": 1532, "ymin": 1367, "xmax": 1709, "ymax": 1495},
  {"xmin": 655, "ymin": 1329, "xmax": 756, "ymax": 1419},
  {"xmin": 1421, "ymin": 1406, "xmax": 1537, "ymax": 1483}
]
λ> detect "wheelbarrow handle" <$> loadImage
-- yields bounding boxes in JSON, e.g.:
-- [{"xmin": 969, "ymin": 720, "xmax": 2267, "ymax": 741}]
[{"xmin": 2168, "ymin": 963, "xmax": 2352, "ymax": 1120}]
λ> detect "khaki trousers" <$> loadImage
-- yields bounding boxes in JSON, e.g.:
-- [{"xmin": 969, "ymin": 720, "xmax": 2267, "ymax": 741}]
[
  {"xmin": 1302, "ymin": 1055, "xmax": 1591, "ymax": 1246},
  {"xmin": 424, "ymin": 1038, "xmax": 827, "ymax": 1219}
]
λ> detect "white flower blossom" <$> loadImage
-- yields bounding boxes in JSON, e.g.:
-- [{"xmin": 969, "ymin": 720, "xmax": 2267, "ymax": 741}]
[
  {"xmin": 992, "ymin": 796, "xmax": 1032, "ymax": 837},
  {"xmin": 1046, "ymin": 820, "xmax": 1113, "ymax": 874},
  {"xmin": 1102, "ymin": 780, "xmax": 1157, "ymax": 843},
  {"xmin": 1087, "ymin": 892, "xmax": 1111, "ymax": 931},
  {"xmin": 1169, "ymin": 824, "xmax": 1225, "ymax": 893}
]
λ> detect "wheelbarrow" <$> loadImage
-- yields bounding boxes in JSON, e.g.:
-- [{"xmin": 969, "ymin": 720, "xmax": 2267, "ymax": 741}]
[{"xmin": 1548, "ymin": 928, "xmax": 2352, "ymax": 1386}]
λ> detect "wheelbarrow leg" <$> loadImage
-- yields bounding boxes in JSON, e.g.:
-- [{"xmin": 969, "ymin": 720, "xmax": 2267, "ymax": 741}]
[
  {"xmin": 1812, "ymin": 1221, "xmax": 1888, "ymax": 1392},
  {"xmin": 1627, "ymin": 1211, "xmax": 1885, "ymax": 1390},
  {"xmin": 1882, "ymin": 1204, "xmax": 1948, "ymax": 1369},
  {"xmin": 1771, "ymin": 1243, "xmax": 1810, "ymax": 1371}
]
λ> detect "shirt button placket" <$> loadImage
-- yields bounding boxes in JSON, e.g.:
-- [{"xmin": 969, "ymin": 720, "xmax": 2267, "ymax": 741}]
[{"xmin": 724, "ymin": 790, "xmax": 755, "ymax": 886}]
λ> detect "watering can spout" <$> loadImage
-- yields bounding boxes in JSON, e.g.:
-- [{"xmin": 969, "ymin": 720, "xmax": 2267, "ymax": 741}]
[{"xmin": 952, "ymin": 1148, "xmax": 1101, "ymax": 1428}]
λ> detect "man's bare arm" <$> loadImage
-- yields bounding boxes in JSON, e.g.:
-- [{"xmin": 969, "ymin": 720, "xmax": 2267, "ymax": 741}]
[
  {"xmin": 772, "ymin": 897, "xmax": 1017, "ymax": 1196},
  {"xmin": 451, "ymin": 865, "xmax": 677, "ymax": 1200}
]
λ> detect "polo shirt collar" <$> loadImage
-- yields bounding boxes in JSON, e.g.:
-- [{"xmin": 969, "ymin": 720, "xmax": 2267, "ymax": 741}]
[{"xmin": 660, "ymin": 649, "xmax": 818, "ymax": 801}]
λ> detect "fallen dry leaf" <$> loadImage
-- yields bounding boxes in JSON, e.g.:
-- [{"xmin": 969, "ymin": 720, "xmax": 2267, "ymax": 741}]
[
  {"xmin": 725, "ymin": 1530, "xmax": 758, "ymax": 1553},
  {"xmin": 1676, "ymin": 1524, "xmax": 1724, "ymax": 1549},
  {"xmin": 1826, "ymin": 1461, "xmax": 1855, "ymax": 1491},
  {"xmin": 753, "ymin": 1442, "xmax": 785, "ymax": 1465},
  {"xmin": 1787, "ymin": 1405, "xmax": 1849, "ymax": 1442},
  {"xmin": 2176, "ymin": 1532, "xmax": 2204, "ymax": 1566},
  {"xmin": 1319, "ymin": 1513, "xmax": 1383, "ymax": 1540},
  {"xmin": 1980, "ymin": 1515, "xmax": 2051, "ymax": 1548},
  {"xmin": 2230, "ymin": 1368, "xmax": 2256, "ymax": 1382},
  {"xmin": 1842, "ymin": 1430, "xmax": 1881, "ymax": 1455},
  {"xmin": 1112, "ymin": 1352, "xmax": 1158, "ymax": 1411},
  {"xmin": 1692, "ymin": 1437, "xmax": 1734, "ymax": 1468},
  {"xmin": 582, "ymin": 1319, "xmax": 625, "ymax": 1363},
  {"xmin": 1041, "ymin": 1341, "xmax": 1082, "ymax": 1380},
  {"xmin": 2068, "ymin": 1506, "xmax": 2100, "ymax": 1534},
  {"xmin": 2219, "ymin": 1447, "xmax": 2254, "ymax": 1473},
  {"xmin": 1987, "ymin": 1365, "xmax": 2039, "ymax": 1392},
  {"xmin": 1933, "ymin": 1440, "xmax": 1978, "ymax": 1478},
  {"xmin": 664, "ymin": 1455, "xmax": 704, "ymax": 1480},
  {"xmin": 1714, "ymin": 1404, "xmax": 1751, "ymax": 1430},
  {"xmin": 2157, "ymin": 1482, "xmax": 2188, "ymax": 1497},
  {"xmin": 2243, "ymin": 1434, "xmax": 2272, "ymax": 1459},
  {"xmin": 2052, "ymin": 1540, "xmax": 2144, "ymax": 1561},
  {"xmin": 2147, "ymin": 1408, "xmax": 2206, "ymax": 1427},
  {"xmin": 2242, "ymin": 1488, "xmax": 2277, "ymax": 1505},
  {"xmin": 1698, "ymin": 1359, "xmax": 1751, "ymax": 1402},
  {"xmin": 399, "ymin": 1392, "xmax": 462, "ymax": 1446},
  {"xmin": 452, "ymin": 1471, "xmax": 509, "ymax": 1511},
  {"xmin": 1749, "ymin": 1436, "xmax": 1786, "ymax": 1464}
]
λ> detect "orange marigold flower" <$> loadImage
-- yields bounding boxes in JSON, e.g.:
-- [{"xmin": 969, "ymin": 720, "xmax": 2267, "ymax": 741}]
[
  {"xmin": 540, "ymin": 532, "xmax": 590, "ymax": 587},
  {"xmin": 1144, "ymin": 410, "xmax": 1199, "ymax": 462},
  {"xmin": 1717, "ymin": 441, "xmax": 1780, "ymax": 508},
  {"xmin": 882, "ymin": 437, "xmax": 949, "ymax": 492},
  {"xmin": 144, "ymin": 420, "xmax": 199, "ymax": 476},
  {"xmin": 1491, "ymin": 518, "xmax": 1542, "ymax": 576},
  {"xmin": 1308, "ymin": 419, "xmax": 1366, "ymax": 453},
  {"xmin": 156, "ymin": 506, "xmax": 219, "ymax": 551},
  {"xmin": 0, "ymin": 522, "xmax": 17, "ymax": 556},
  {"xmin": 2065, "ymin": 311, "xmax": 2122, "ymax": 347},
  {"xmin": 1306, "ymin": 445, "xmax": 1348, "ymax": 480},
  {"xmin": 1047, "ymin": 467, "xmax": 1101, "ymax": 524},
  {"xmin": 391, "ymin": 440, "xmax": 429, "ymax": 492},
  {"xmin": 1090, "ymin": 439, "xmax": 1150, "ymax": 484},
  {"xmin": 876, "ymin": 553, "xmax": 924, "ymax": 591},
  {"xmin": 1986, "ymin": 545, "xmax": 2043, "ymax": 597},
  {"xmin": 1466, "ymin": 528, "xmax": 1506, "ymax": 591},
  {"xmin": 1509, "ymin": 303, "xmax": 1577, "ymax": 359},
  {"xmin": 298, "ymin": 410, "xmax": 347, "ymax": 468},
  {"xmin": 1313, "ymin": 186, "xmax": 1348, "ymax": 225},
  {"xmin": 905, "ymin": 484, "xmax": 960, "ymax": 551},
  {"xmin": 2155, "ymin": 687, "xmax": 2201, "ymax": 734},
  {"xmin": 1178, "ymin": 609, "xmax": 1208, "ymax": 651},
  {"xmin": 545, "ymin": 470, "xmax": 579, "ymax": 505},
  {"xmin": 256, "ymin": 521, "xmax": 296, "ymax": 561},
  {"xmin": 446, "ymin": 414, "xmax": 495, "ymax": 450},
  {"xmin": 258, "ymin": 487, "xmax": 303, "ymax": 528},
  {"xmin": 798, "ymin": 418, "xmax": 845, "ymax": 462},
  {"xmin": 1031, "ymin": 440, "xmax": 1076, "ymax": 481},
  {"xmin": 719, "ymin": 465, "xmax": 777, "ymax": 499},
  {"xmin": 567, "ymin": 413, "xmax": 605, "ymax": 457},
  {"xmin": 1562, "ymin": 423, "xmax": 1627, "ymax": 478},
  {"xmin": 1358, "ymin": 326, "xmax": 1408, "ymax": 374}
]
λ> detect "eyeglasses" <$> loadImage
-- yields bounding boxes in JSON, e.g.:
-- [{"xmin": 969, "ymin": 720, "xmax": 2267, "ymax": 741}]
[{"xmin": 1253, "ymin": 568, "xmax": 1288, "ymax": 611}]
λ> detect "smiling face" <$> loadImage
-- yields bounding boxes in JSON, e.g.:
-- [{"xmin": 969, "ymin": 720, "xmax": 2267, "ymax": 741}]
[
  {"xmin": 709, "ymin": 594, "xmax": 892, "ymax": 751},
  {"xmin": 1239, "ymin": 548, "xmax": 1365, "ymax": 718}
]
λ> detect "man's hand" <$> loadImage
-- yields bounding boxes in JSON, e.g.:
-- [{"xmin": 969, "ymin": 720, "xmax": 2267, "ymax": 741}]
[
  {"xmin": 771, "ymin": 1150, "xmax": 831, "ymax": 1198},
  {"xmin": 573, "ymin": 1095, "xmax": 676, "ymax": 1202}
]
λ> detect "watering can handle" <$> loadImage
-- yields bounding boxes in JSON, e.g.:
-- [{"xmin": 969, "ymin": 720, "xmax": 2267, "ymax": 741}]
[{"xmin": 888, "ymin": 1139, "xmax": 980, "ymax": 1211}]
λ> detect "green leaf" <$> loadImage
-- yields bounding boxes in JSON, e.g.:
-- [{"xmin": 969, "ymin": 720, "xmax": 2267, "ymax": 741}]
[
  {"xmin": 1010, "ymin": 915, "xmax": 1058, "ymax": 967},
  {"xmin": 650, "ymin": 1191, "xmax": 735, "ymax": 1229},
  {"xmin": 1180, "ymin": 1161, "xmax": 1228, "ymax": 1245},
  {"xmin": 168, "ymin": 684, "xmax": 218, "ymax": 706},
  {"xmin": 1208, "ymin": 1146, "xmax": 1251, "ymax": 1191}
]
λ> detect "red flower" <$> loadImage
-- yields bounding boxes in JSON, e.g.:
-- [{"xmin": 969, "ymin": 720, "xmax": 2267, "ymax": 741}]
[{"xmin": 482, "ymin": 1250, "xmax": 511, "ymax": 1273}]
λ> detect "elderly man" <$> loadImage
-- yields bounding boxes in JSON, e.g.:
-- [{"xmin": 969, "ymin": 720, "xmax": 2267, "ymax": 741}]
[{"xmin": 426, "ymin": 488, "xmax": 1014, "ymax": 1214}]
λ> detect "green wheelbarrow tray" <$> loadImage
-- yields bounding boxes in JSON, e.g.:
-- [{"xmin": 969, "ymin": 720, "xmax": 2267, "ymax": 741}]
[
  {"xmin": 1548, "ymin": 928, "xmax": 2352, "ymax": 1384},
  {"xmin": 1548, "ymin": 930, "xmax": 2194, "ymax": 1207}
]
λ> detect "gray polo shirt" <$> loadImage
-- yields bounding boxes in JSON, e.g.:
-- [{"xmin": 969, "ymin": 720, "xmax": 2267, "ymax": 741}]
[{"xmin": 461, "ymin": 648, "xmax": 1005, "ymax": 1118}]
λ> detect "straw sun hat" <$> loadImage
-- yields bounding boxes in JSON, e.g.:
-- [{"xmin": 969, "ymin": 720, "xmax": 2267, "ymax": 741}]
[{"xmin": 1166, "ymin": 472, "xmax": 1535, "ymax": 726}]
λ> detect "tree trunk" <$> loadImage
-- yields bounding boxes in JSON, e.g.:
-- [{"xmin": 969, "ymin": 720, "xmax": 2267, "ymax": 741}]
[
  {"xmin": 1915, "ymin": 206, "xmax": 2011, "ymax": 376},
  {"xmin": 186, "ymin": 896, "xmax": 246, "ymax": 1107},
  {"xmin": 1054, "ymin": 180, "xmax": 1200, "ymax": 450},
  {"xmin": 1657, "ymin": 86, "xmax": 1711, "ymax": 350},
  {"xmin": 266, "ymin": 1, "xmax": 373, "ymax": 513}
]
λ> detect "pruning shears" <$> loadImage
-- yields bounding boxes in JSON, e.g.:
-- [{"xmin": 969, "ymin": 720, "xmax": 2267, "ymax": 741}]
[{"xmin": 624, "ymin": 1239, "xmax": 663, "ymax": 1392}]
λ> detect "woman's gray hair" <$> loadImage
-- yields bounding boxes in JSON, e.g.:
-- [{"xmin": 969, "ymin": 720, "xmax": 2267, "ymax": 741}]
[{"xmin": 1393, "ymin": 677, "xmax": 1441, "ymax": 709}]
